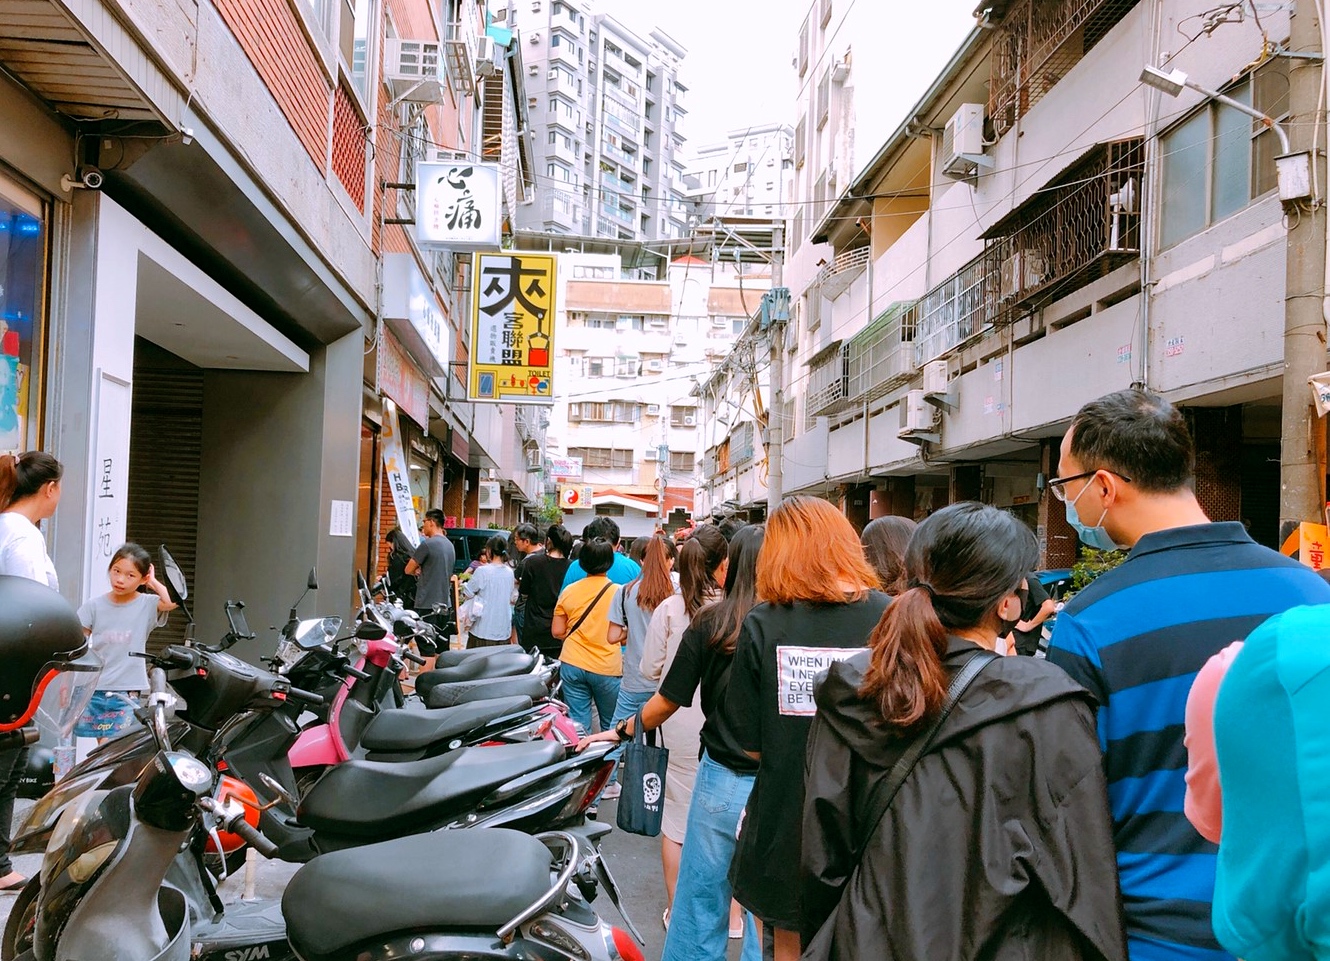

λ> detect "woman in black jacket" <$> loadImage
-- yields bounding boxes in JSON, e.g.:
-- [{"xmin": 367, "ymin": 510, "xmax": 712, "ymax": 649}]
[{"xmin": 800, "ymin": 502, "xmax": 1126, "ymax": 961}]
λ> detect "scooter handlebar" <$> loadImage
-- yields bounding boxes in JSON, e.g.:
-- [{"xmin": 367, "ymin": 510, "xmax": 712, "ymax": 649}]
[
  {"xmin": 284, "ymin": 686, "xmax": 325, "ymax": 707},
  {"xmin": 343, "ymin": 664, "xmax": 372, "ymax": 681},
  {"xmin": 401, "ymin": 649, "xmax": 427, "ymax": 666},
  {"xmin": 229, "ymin": 817, "xmax": 280, "ymax": 859}
]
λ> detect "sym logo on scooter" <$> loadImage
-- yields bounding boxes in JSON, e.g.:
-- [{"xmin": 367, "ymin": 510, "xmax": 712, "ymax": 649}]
[{"xmin": 223, "ymin": 947, "xmax": 271, "ymax": 961}]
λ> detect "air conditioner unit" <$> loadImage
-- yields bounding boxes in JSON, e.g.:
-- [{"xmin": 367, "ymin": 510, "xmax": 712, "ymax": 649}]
[
  {"xmin": 646, "ymin": 404, "xmax": 662, "ymax": 415},
  {"xmin": 434, "ymin": 149, "xmax": 470, "ymax": 163},
  {"xmin": 529, "ymin": 32, "xmax": 541, "ymax": 43},
  {"xmin": 710, "ymin": 317, "xmax": 728, "ymax": 328},
  {"xmin": 648, "ymin": 317, "xmax": 668, "ymax": 328},
  {"xmin": 941, "ymin": 103, "xmax": 988, "ymax": 181},
  {"xmin": 384, "ymin": 39, "xmax": 447, "ymax": 103},
  {"xmin": 683, "ymin": 414, "xmax": 697, "ymax": 427},
  {"xmin": 673, "ymin": 333, "xmax": 688, "ymax": 346},
  {"xmin": 645, "ymin": 360, "xmax": 664, "ymax": 373},
  {"xmin": 897, "ymin": 389, "xmax": 936, "ymax": 438},
  {"xmin": 529, "ymin": 63, "xmax": 539, "ymax": 76},
  {"xmin": 477, "ymin": 481, "xmax": 502, "ymax": 510},
  {"xmin": 475, "ymin": 36, "xmax": 499, "ymax": 77},
  {"xmin": 644, "ymin": 448, "xmax": 660, "ymax": 461},
  {"xmin": 921, "ymin": 360, "xmax": 949, "ymax": 396}
]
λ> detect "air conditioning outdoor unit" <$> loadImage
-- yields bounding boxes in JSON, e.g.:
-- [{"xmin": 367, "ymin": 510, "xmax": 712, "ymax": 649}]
[
  {"xmin": 645, "ymin": 360, "xmax": 664, "ymax": 373},
  {"xmin": 897, "ymin": 389, "xmax": 937, "ymax": 440},
  {"xmin": 477, "ymin": 481, "xmax": 502, "ymax": 510},
  {"xmin": 475, "ymin": 36, "xmax": 499, "ymax": 77},
  {"xmin": 921, "ymin": 360, "xmax": 949, "ymax": 396},
  {"xmin": 941, "ymin": 103, "xmax": 989, "ymax": 182},
  {"xmin": 646, "ymin": 404, "xmax": 662, "ymax": 415},
  {"xmin": 385, "ymin": 40, "xmax": 447, "ymax": 103},
  {"xmin": 645, "ymin": 448, "xmax": 660, "ymax": 461},
  {"xmin": 434, "ymin": 149, "xmax": 470, "ymax": 163},
  {"xmin": 710, "ymin": 317, "xmax": 728, "ymax": 328},
  {"xmin": 683, "ymin": 414, "xmax": 697, "ymax": 427}
]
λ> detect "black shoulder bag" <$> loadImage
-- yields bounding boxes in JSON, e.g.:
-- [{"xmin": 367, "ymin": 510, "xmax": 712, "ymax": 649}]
[{"xmin": 803, "ymin": 650, "xmax": 998, "ymax": 957}]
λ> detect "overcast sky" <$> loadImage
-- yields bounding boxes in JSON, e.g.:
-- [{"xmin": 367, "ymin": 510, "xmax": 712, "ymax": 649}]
[{"xmin": 594, "ymin": 0, "xmax": 979, "ymax": 152}]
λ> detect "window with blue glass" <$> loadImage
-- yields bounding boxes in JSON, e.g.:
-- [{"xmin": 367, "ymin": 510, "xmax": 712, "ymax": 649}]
[{"xmin": 0, "ymin": 182, "xmax": 45, "ymax": 451}]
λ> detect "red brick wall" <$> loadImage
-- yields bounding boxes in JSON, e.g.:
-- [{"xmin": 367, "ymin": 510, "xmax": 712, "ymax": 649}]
[
  {"xmin": 214, "ymin": 0, "xmax": 331, "ymax": 165},
  {"xmin": 332, "ymin": 82, "xmax": 367, "ymax": 211}
]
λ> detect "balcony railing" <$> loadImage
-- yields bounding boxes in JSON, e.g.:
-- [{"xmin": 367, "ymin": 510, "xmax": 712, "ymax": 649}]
[
  {"xmin": 980, "ymin": 138, "xmax": 1144, "ymax": 323},
  {"xmin": 988, "ymin": 0, "xmax": 1140, "ymax": 135},
  {"xmin": 847, "ymin": 301, "xmax": 920, "ymax": 401},
  {"xmin": 600, "ymin": 201, "xmax": 635, "ymax": 225},
  {"xmin": 814, "ymin": 246, "xmax": 870, "ymax": 299},
  {"xmin": 601, "ymin": 140, "xmax": 635, "ymax": 168},
  {"xmin": 914, "ymin": 252, "xmax": 995, "ymax": 366},
  {"xmin": 806, "ymin": 342, "xmax": 851, "ymax": 419}
]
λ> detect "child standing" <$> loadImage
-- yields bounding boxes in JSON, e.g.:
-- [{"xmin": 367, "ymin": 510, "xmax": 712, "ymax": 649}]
[{"xmin": 76, "ymin": 543, "xmax": 177, "ymax": 742}]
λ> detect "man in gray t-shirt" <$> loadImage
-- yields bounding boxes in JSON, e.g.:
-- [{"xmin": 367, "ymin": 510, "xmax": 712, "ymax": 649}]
[{"xmin": 405, "ymin": 511, "xmax": 456, "ymax": 611}]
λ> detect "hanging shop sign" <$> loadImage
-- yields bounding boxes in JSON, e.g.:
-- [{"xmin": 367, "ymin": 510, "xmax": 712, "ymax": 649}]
[
  {"xmin": 381, "ymin": 399, "xmax": 421, "ymax": 548},
  {"xmin": 559, "ymin": 484, "xmax": 594, "ymax": 509},
  {"xmin": 382, "ymin": 253, "xmax": 448, "ymax": 373},
  {"xmin": 547, "ymin": 454, "xmax": 583, "ymax": 479},
  {"xmin": 415, "ymin": 161, "xmax": 503, "ymax": 249},
  {"xmin": 468, "ymin": 252, "xmax": 557, "ymax": 404},
  {"xmin": 378, "ymin": 329, "xmax": 430, "ymax": 426}
]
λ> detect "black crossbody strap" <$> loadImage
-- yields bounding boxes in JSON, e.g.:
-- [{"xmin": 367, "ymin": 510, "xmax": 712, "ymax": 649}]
[
  {"xmin": 566, "ymin": 582, "xmax": 615, "ymax": 642},
  {"xmin": 852, "ymin": 649, "xmax": 998, "ymax": 860}
]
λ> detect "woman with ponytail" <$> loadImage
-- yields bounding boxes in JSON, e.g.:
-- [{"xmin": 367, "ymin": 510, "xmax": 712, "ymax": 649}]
[
  {"xmin": 0, "ymin": 450, "xmax": 64, "ymax": 892},
  {"xmin": 798, "ymin": 503, "xmax": 1125, "ymax": 961}
]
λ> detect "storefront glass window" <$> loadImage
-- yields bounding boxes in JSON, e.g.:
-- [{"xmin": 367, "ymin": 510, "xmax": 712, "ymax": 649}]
[{"xmin": 0, "ymin": 180, "xmax": 46, "ymax": 452}]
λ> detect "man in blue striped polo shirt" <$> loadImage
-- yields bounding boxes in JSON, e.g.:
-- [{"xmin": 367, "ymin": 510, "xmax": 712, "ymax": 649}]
[{"xmin": 1047, "ymin": 389, "xmax": 1330, "ymax": 961}]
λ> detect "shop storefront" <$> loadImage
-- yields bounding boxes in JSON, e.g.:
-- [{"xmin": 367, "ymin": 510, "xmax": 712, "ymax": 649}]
[{"xmin": 0, "ymin": 169, "xmax": 49, "ymax": 453}]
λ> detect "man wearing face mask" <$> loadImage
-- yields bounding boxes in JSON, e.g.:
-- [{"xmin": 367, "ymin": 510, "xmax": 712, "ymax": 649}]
[{"xmin": 1045, "ymin": 389, "xmax": 1330, "ymax": 961}]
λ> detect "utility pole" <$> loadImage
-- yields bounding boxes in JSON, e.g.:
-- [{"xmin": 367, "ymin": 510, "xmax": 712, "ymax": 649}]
[
  {"xmin": 766, "ymin": 225, "xmax": 786, "ymax": 514},
  {"xmin": 1280, "ymin": 0, "xmax": 1329, "ymax": 544}
]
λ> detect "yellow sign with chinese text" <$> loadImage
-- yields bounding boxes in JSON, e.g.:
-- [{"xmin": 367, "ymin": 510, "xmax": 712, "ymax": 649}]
[
  {"xmin": 468, "ymin": 252, "xmax": 557, "ymax": 404},
  {"xmin": 1300, "ymin": 521, "xmax": 1329, "ymax": 571}
]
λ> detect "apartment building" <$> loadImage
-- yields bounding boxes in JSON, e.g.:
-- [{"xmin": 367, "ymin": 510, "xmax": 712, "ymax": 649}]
[
  {"xmin": 513, "ymin": 0, "xmax": 691, "ymax": 242},
  {"xmin": 0, "ymin": 0, "xmax": 539, "ymax": 648},
  {"xmin": 543, "ymin": 249, "xmax": 768, "ymax": 535},
  {"xmin": 683, "ymin": 123, "xmax": 795, "ymax": 220},
  {"xmin": 766, "ymin": 0, "xmax": 1297, "ymax": 564}
]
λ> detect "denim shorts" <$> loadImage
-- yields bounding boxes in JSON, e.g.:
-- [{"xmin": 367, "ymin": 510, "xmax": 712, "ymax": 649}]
[{"xmin": 75, "ymin": 690, "xmax": 142, "ymax": 739}]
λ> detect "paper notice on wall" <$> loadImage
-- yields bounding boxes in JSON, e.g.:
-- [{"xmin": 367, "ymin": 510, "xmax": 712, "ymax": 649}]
[
  {"xmin": 1310, "ymin": 370, "xmax": 1330, "ymax": 417},
  {"xmin": 776, "ymin": 646, "xmax": 866, "ymax": 716},
  {"xmin": 329, "ymin": 500, "xmax": 354, "ymax": 537}
]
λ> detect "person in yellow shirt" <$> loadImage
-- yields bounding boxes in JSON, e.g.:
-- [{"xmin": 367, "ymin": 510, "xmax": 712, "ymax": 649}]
[{"xmin": 552, "ymin": 537, "xmax": 621, "ymax": 732}]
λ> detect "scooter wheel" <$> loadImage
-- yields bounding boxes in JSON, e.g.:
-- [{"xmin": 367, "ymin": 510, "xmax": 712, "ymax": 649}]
[{"xmin": 1, "ymin": 876, "xmax": 40, "ymax": 961}]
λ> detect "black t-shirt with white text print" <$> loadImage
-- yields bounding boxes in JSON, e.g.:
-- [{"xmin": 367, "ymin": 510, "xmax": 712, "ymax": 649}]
[
  {"xmin": 658, "ymin": 621, "xmax": 757, "ymax": 776},
  {"xmin": 726, "ymin": 592, "xmax": 891, "ymax": 929}
]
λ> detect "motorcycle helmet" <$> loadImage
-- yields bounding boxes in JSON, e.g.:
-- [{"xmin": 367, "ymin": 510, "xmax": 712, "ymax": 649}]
[{"xmin": 0, "ymin": 575, "xmax": 99, "ymax": 732}]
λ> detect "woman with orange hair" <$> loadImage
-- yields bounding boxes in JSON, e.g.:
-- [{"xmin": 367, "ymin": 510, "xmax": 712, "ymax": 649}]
[{"xmin": 726, "ymin": 495, "xmax": 888, "ymax": 961}]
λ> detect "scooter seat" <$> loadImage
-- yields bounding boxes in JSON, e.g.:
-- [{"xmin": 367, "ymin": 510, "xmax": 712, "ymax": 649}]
[
  {"xmin": 415, "ymin": 651, "xmax": 537, "ymax": 693},
  {"xmin": 298, "ymin": 740, "xmax": 564, "ymax": 840},
  {"xmin": 435, "ymin": 646, "xmax": 529, "ymax": 667},
  {"xmin": 359, "ymin": 695, "xmax": 534, "ymax": 752},
  {"xmin": 425, "ymin": 673, "xmax": 549, "ymax": 708},
  {"xmin": 282, "ymin": 829, "xmax": 551, "ymax": 960}
]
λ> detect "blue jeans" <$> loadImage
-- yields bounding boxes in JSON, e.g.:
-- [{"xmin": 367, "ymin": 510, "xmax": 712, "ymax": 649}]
[
  {"xmin": 560, "ymin": 663, "xmax": 621, "ymax": 734},
  {"xmin": 661, "ymin": 752, "xmax": 760, "ymax": 961},
  {"xmin": 607, "ymin": 688, "xmax": 654, "ymax": 786}
]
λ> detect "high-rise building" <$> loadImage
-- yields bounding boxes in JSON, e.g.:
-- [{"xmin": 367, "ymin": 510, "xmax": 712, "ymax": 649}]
[
  {"xmin": 512, "ymin": 0, "xmax": 691, "ymax": 241},
  {"xmin": 683, "ymin": 123, "xmax": 795, "ymax": 221}
]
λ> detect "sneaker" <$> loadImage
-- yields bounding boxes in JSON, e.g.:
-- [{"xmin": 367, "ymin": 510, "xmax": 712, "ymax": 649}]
[{"xmin": 601, "ymin": 783, "xmax": 622, "ymax": 800}]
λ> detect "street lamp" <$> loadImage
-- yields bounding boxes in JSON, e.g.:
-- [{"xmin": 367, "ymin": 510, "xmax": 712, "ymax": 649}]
[{"xmin": 1139, "ymin": 64, "xmax": 1311, "ymax": 203}]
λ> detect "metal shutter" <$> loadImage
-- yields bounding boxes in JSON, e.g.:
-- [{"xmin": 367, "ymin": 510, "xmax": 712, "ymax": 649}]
[{"xmin": 127, "ymin": 345, "xmax": 203, "ymax": 652}]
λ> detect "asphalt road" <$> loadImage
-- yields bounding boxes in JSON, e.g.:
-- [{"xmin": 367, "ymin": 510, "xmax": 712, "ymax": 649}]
[{"xmin": 0, "ymin": 798, "xmax": 748, "ymax": 961}]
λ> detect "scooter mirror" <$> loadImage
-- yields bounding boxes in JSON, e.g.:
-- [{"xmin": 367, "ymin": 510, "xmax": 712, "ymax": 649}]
[
  {"xmin": 158, "ymin": 545, "xmax": 188, "ymax": 603},
  {"xmin": 357, "ymin": 571, "xmax": 370, "ymax": 594},
  {"xmin": 307, "ymin": 568, "xmax": 318, "ymax": 591},
  {"xmin": 355, "ymin": 622, "xmax": 388, "ymax": 641}
]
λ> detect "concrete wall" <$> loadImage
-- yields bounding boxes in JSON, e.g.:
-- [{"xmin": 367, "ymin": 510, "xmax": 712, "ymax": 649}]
[{"xmin": 195, "ymin": 332, "xmax": 362, "ymax": 657}]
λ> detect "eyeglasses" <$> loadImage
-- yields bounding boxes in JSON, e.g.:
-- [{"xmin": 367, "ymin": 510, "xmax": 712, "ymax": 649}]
[{"xmin": 1047, "ymin": 469, "xmax": 1132, "ymax": 502}]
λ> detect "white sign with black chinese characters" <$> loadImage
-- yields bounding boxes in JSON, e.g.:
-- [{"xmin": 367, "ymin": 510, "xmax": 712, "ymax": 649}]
[
  {"xmin": 415, "ymin": 162, "xmax": 502, "ymax": 249},
  {"xmin": 776, "ymin": 646, "xmax": 866, "ymax": 716},
  {"xmin": 87, "ymin": 370, "xmax": 131, "ymax": 595}
]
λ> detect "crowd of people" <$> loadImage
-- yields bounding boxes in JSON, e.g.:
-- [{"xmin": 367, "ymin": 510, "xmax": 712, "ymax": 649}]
[{"xmin": 6, "ymin": 386, "xmax": 1330, "ymax": 961}]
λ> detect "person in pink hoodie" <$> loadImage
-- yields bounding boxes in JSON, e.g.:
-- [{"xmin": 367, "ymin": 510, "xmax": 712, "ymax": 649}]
[{"xmin": 1183, "ymin": 641, "xmax": 1244, "ymax": 844}]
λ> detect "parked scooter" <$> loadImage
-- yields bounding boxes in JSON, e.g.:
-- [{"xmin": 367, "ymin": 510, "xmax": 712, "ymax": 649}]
[{"xmin": 4, "ymin": 656, "xmax": 641, "ymax": 961}]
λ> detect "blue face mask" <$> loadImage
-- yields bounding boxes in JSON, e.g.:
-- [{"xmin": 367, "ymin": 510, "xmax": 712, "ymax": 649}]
[{"xmin": 1066, "ymin": 480, "xmax": 1120, "ymax": 551}]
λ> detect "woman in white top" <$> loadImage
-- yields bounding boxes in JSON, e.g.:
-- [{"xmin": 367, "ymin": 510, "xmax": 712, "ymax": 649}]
[
  {"xmin": 0, "ymin": 450, "xmax": 64, "ymax": 891},
  {"xmin": 640, "ymin": 524, "xmax": 728, "ymax": 926},
  {"xmin": 462, "ymin": 535, "xmax": 517, "ymax": 648}
]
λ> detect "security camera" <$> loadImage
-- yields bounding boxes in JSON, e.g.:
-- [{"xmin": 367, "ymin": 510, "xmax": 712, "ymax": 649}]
[{"xmin": 60, "ymin": 167, "xmax": 104, "ymax": 192}]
